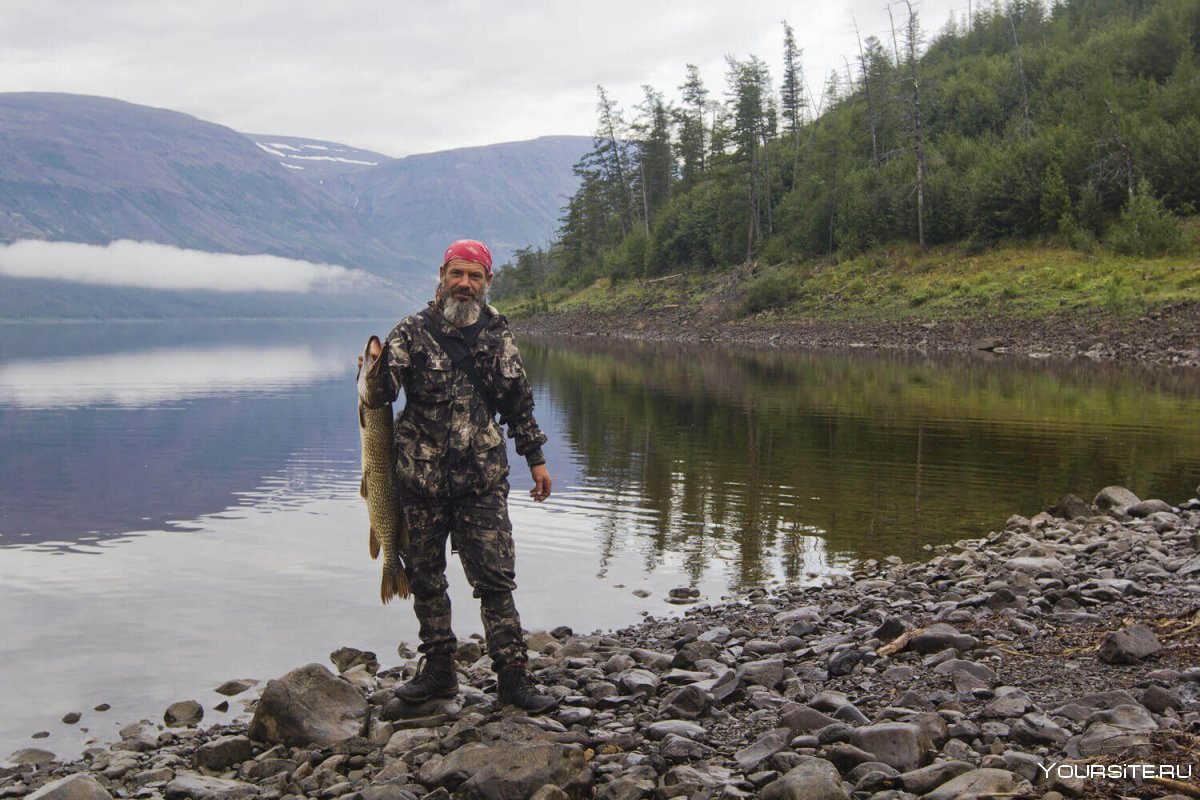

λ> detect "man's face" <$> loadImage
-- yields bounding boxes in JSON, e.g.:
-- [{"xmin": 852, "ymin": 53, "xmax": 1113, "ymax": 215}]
[
  {"xmin": 440, "ymin": 258, "xmax": 490, "ymax": 327},
  {"xmin": 440, "ymin": 258, "xmax": 489, "ymax": 301}
]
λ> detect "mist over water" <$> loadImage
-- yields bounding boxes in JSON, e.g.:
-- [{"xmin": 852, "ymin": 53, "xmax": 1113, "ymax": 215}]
[
  {"xmin": 1, "ymin": 320, "xmax": 1198, "ymax": 762},
  {"xmin": 0, "ymin": 239, "xmax": 379, "ymax": 293}
]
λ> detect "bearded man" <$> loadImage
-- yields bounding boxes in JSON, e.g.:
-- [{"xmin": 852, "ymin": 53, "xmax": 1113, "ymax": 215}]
[{"xmin": 359, "ymin": 239, "xmax": 557, "ymax": 712}]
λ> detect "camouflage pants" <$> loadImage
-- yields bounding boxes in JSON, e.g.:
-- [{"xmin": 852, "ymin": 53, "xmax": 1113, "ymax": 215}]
[{"xmin": 402, "ymin": 482, "xmax": 526, "ymax": 667}]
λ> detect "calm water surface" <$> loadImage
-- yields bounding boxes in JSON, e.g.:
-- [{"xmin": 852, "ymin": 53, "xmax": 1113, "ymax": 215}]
[{"xmin": 1, "ymin": 320, "xmax": 1198, "ymax": 761}]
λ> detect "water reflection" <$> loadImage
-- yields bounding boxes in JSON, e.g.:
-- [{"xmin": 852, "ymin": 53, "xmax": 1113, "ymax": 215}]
[{"xmin": 521, "ymin": 337, "xmax": 1200, "ymax": 567}]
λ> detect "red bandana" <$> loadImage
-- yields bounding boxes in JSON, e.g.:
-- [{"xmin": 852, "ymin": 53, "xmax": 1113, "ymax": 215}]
[{"xmin": 442, "ymin": 239, "xmax": 493, "ymax": 275}]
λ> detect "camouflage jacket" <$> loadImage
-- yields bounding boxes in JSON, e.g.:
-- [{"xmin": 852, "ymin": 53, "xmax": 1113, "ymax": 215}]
[{"xmin": 360, "ymin": 302, "xmax": 547, "ymax": 498}]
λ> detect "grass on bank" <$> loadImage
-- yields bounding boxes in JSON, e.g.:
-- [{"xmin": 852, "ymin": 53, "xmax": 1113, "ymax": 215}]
[{"xmin": 499, "ymin": 223, "xmax": 1200, "ymax": 323}]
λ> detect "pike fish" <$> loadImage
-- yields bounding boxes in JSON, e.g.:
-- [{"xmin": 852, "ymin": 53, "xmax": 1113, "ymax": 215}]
[{"xmin": 357, "ymin": 335, "xmax": 410, "ymax": 604}]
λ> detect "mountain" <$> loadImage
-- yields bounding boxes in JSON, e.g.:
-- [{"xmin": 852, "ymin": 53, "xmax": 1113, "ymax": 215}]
[{"xmin": 0, "ymin": 93, "xmax": 589, "ymax": 319}]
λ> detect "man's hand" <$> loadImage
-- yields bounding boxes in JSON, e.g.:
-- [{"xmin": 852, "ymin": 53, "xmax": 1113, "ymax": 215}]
[{"xmin": 529, "ymin": 464, "xmax": 552, "ymax": 502}]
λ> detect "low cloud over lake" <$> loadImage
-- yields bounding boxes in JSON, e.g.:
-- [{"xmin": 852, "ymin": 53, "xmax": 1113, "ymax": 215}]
[{"xmin": 0, "ymin": 239, "xmax": 379, "ymax": 293}]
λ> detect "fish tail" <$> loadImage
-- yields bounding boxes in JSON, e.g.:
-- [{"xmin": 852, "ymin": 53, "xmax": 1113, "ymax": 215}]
[
  {"xmin": 381, "ymin": 562, "xmax": 411, "ymax": 604},
  {"xmin": 369, "ymin": 527, "xmax": 380, "ymax": 560}
]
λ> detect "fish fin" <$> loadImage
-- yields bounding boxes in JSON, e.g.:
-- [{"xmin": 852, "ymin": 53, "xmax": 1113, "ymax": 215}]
[
  {"xmin": 380, "ymin": 562, "xmax": 411, "ymax": 605},
  {"xmin": 369, "ymin": 527, "xmax": 380, "ymax": 560}
]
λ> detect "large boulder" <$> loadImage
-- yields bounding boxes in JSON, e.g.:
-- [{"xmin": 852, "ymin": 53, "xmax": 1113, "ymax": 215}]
[
  {"xmin": 1097, "ymin": 624, "xmax": 1162, "ymax": 664},
  {"xmin": 851, "ymin": 723, "xmax": 932, "ymax": 772},
  {"xmin": 247, "ymin": 663, "xmax": 368, "ymax": 747},
  {"xmin": 760, "ymin": 757, "xmax": 850, "ymax": 800},
  {"xmin": 1093, "ymin": 486, "xmax": 1140, "ymax": 514},
  {"xmin": 27, "ymin": 774, "xmax": 112, "ymax": 800},
  {"xmin": 417, "ymin": 741, "xmax": 591, "ymax": 800},
  {"xmin": 164, "ymin": 774, "xmax": 258, "ymax": 800},
  {"xmin": 194, "ymin": 735, "xmax": 255, "ymax": 771},
  {"xmin": 921, "ymin": 768, "xmax": 1031, "ymax": 800}
]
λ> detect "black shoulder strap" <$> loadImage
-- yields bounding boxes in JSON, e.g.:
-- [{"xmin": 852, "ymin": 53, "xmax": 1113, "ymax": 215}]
[{"xmin": 420, "ymin": 309, "xmax": 498, "ymax": 418}]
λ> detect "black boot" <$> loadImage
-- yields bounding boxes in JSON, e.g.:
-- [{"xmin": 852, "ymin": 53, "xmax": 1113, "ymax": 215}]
[
  {"xmin": 497, "ymin": 663, "xmax": 558, "ymax": 713},
  {"xmin": 395, "ymin": 654, "xmax": 458, "ymax": 702}
]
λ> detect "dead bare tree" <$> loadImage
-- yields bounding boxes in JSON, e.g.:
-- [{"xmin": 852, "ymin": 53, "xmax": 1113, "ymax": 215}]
[
  {"xmin": 854, "ymin": 14, "xmax": 881, "ymax": 167},
  {"xmin": 902, "ymin": 0, "xmax": 928, "ymax": 250},
  {"xmin": 1009, "ymin": 4, "xmax": 1032, "ymax": 140}
]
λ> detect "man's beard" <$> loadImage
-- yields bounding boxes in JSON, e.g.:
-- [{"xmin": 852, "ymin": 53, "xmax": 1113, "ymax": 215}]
[{"xmin": 441, "ymin": 288, "xmax": 485, "ymax": 327}]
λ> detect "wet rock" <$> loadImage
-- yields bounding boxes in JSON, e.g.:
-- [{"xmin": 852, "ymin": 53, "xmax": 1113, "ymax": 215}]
[
  {"xmin": 759, "ymin": 756, "xmax": 849, "ymax": 800},
  {"xmin": 195, "ymin": 735, "xmax": 254, "ymax": 771},
  {"xmin": 616, "ymin": 668, "xmax": 660, "ymax": 696},
  {"xmin": 215, "ymin": 680, "xmax": 257, "ymax": 697},
  {"xmin": 164, "ymin": 700, "xmax": 204, "ymax": 728},
  {"xmin": 851, "ymin": 723, "xmax": 931, "ymax": 772},
  {"xmin": 921, "ymin": 768, "xmax": 1030, "ymax": 800},
  {"xmin": 248, "ymin": 663, "xmax": 368, "ymax": 747},
  {"xmin": 330, "ymin": 647, "xmax": 379, "ymax": 675},
  {"xmin": 1093, "ymin": 486, "xmax": 1140, "ymax": 514},
  {"xmin": 62, "ymin": 712, "xmax": 82, "ymax": 725},
  {"xmin": 26, "ymin": 774, "xmax": 112, "ymax": 800},
  {"xmin": 1128, "ymin": 498, "xmax": 1172, "ymax": 517},
  {"xmin": 10, "ymin": 748, "xmax": 56, "ymax": 765},
  {"xmin": 416, "ymin": 741, "xmax": 591, "ymax": 799},
  {"xmin": 164, "ymin": 774, "xmax": 257, "ymax": 800},
  {"xmin": 1097, "ymin": 624, "xmax": 1161, "ymax": 664},
  {"xmin": 1047, "ymin": 494, "xmax": 1093, "ymax": 520}
]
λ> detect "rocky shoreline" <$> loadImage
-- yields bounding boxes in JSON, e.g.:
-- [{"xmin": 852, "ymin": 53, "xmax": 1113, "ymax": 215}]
[
  {"xmin": 511, "ymin": 300, "xmax": 1200, "ymax": 369},
  {"xmin": 6, "ymin": 486, "xmax": 1200, "ymax": 800}
]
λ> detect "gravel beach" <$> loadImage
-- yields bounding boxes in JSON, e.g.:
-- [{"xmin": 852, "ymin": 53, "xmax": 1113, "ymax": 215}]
[{"xmin": 6, "ymin": 485, "xmax": 1200, "ymax": 800}]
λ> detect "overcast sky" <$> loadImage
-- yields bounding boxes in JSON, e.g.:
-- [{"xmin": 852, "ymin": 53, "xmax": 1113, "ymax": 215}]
[{"xmin": 1, "ymin": 0, "xmax": 967, "ymax": 157}]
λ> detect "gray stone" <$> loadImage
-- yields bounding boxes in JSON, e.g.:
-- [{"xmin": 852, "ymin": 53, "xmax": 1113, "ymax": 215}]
[
  {"xmin": 897, "ymin": 760, "xmax": 974, "ymax": 794},
  {"xmin": 1140, "ymin": 684, "xmax": 1181, "ymax": 713},
  {"xmin": 1065, "ymin": 723, "xmax": 1154, "ymax": 758},
  {"xmin": 851, "ymin": 723, "xmax": 932, "ymax": 772},
  {"xmin": 61, "ymin": 712, "xmax": 82, "ymax": 725},
  {"xmin": 9, "ymin": 748, "xmax": 56, "ymax": 766},
  {"xmin": 780, "ymin": 705, "xmax": 839, "ymax": 734},
  {"xmin": 616, "ymin": 668, "xmax": 660, "ymax": 696},
  {"xmin": 906, "ymin": 624, "xmax": 977, "ymax": 654},
  {"xmin": 735, "ymin": 728, "xmax": 791, "ymax": 771},
  {"xmin": 658, "ymin": 733, "xmax": 715, "ymax": 761},
  {"xmin": 921, "ymin": 768, "xmax": 1030, "ymax": 800},
  {"xmin": 27, "ymin": 774, "xmax": 112, "ymax": 800},
  {"xmin": 417, "ymin": 741, "xmax": 591, "ymax": 800},
  {"xmin": 195, "ymin": 735, "xmax": 255, "ymax": 771},
  {"xmin": 1010, "ymin": 713, "xmax": 1069, "ymax": 746},
  {"xmin": 738, "ymin": 658, "xmax": 786, "ymax": 688},
  {"xmin": 1047, "ymin": 494, "xmax": 1093, "ymax": 519},
  {"xmin": 1097, "ymin": 624, "xmax": 1162, "ymax": 664},
  {"xmin": 164, "ymin": 700, "xmax": 204, "ymax": 727},
  {"xmin": 644, "ymin": 719, "xmax": 705, "ymax": 741},
  {"xmin": 134, "ymin": 768, "xmax": 175, "ymax": 788},
  {"xmin": 1004, "ymin": 556, "xmax": 1065, "ymax": 575},
  {"xmin": 215, "ymin": 680, "xmax": 257, "ymax": 697},
  {"xmin": 1128, "ymin": 499, "xmax": 1172, "ymax": 517},
  {"xmin": 247, "ymin": 663, "xmax": 368, "ymax": 747},
  {"xmin": 1093, "ymin": 486, "xmax": 1140, "ymax": 514},
  {"xmin": 671, "ymin": 641, "xmax": 720, "ymax": 668},
  {"xmin": 594, "ymin": 776, "xmax": 654, "ymax": 800},
  {"xmin": 359, "ymin": 786, "xmax": 418, "ymax": 800},
  {"xmin": 931, "ymin": 659, "xmax": 996, "ymax": 689},
  {"xmin": 164, "ymin": 774, "xmax": 258, "ymax": 800},
  {"xmin": 760, "ymin": 757, "xmax": 850, "ymax": 800},
  {"xmin": 1085, "ymin": 703, "xmax": 1158, "ymax": 730},
  {"xmin": 659, "ymin": 684, "xmax": 711, "ymax": 719},
  {"xmin": 329, "ymin": 647, "xmax": 378, "ymax": 674}
]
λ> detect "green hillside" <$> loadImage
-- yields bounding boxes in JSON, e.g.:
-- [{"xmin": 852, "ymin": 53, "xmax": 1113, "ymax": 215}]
[{"xmin": 493, "ymin": 0, "xmax": 1200, "ymax": 317}]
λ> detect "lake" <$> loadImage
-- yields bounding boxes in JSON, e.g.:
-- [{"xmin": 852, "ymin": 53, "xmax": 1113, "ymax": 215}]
[{"xmin": 2, "ymin": 319, "xmax": 1198, "ymax": 762}]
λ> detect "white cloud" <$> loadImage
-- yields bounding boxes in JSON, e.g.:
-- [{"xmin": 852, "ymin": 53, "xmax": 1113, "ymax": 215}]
[
  {"xmin": 0, "ymin": 239, "xmax": 380, "ymax": 293},
  {"xmin": 0, "ymin": 0, "xmax": 969, "ymax": 156}
]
